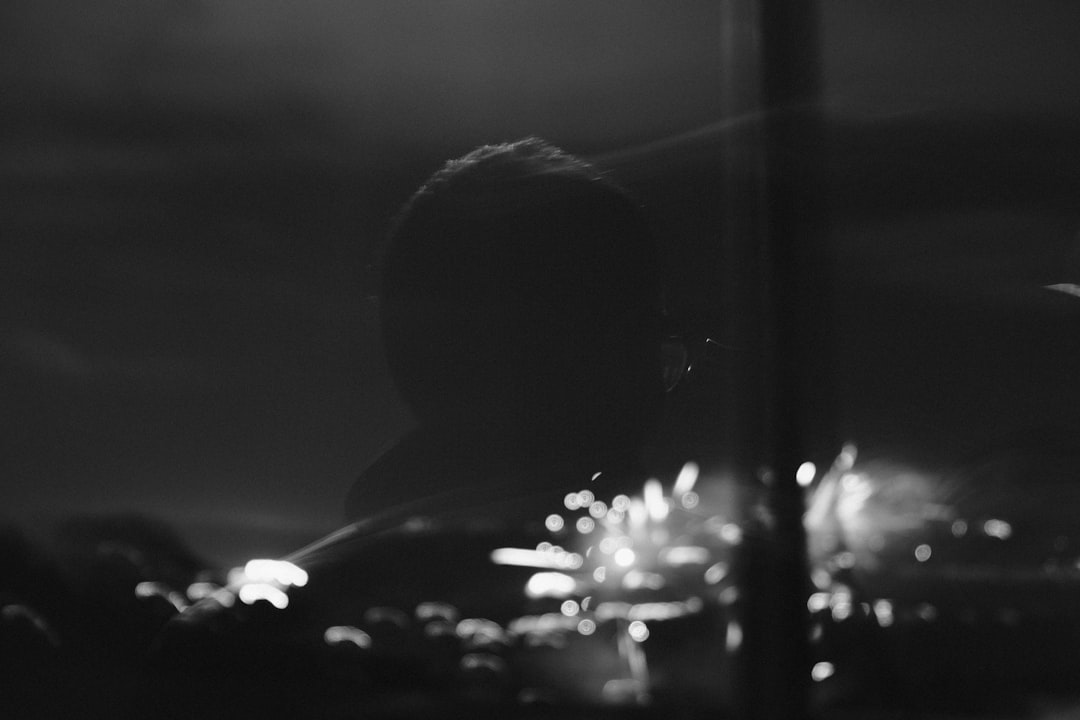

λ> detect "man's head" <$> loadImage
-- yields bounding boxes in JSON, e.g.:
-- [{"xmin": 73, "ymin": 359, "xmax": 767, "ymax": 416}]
[{"xmin": 380, "ymin": 138, "xmax": 665, "ymax": 455}]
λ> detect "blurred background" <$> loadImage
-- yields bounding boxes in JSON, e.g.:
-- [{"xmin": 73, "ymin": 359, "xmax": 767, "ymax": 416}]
[{"xmin": 3, "ymin": 0, "xmax": 1080, "ymax": 570}]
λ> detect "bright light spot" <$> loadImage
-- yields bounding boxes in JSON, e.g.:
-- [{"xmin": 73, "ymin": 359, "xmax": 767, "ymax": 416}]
[
  {"xmin": 674, "ymin": 462, "xmax": 700, "ymax": 496},
  {"xmin": 720, "ymin": 523, "xmax": 743, "ymax": 545},
  {"xmin": 725, "ymin": 620, "xmax": 743, "ymax": 652},
  {"xmin": 952, "ymin": 519, "xmax": 968, "ymax": 537},
  {"xmin": 593, "ymin": 567, "xmax": 607, "ymax": 583},
  {"xmin": 984, "ymin": 519, "xmax": 1013, "ymax": 540},
  {"xmin": 796, "ymin": 462, "xmax": 817, "ymax": 487},
  {"xmin": 811, "ymin": 569, "xmax": 831, "ymax": 590},
  {"xmin": 578, "ymin": 619, "xmax": 596, "ymax": 635},
  {"xmin": 612, "ymin": 495, "xmax": 631, "ymax": 512},
  {"xmin": 525, "ymin": 572, "xmax": 577, "ymax": 599},
  {"xmin": 681, "ymin": 492, "xmax": 700, "ymax": 509},
  {"xmin": 704, "ymin": 562, "xmax": 728, "ymax": 584},
  {"xmin": 324, "ymin": 625, "xmax": 372, "ymax": 648},
  {"xmin": 622, "ymin": 570, "xmax": 665, "ymax": 590},
  {"xmin": 238, "ymin": 583, "xmax": 289, "ymax": 609},
  {"xmin": 644, "ymin": 479, "xmax": 668, "ymax": 521},
  {"xmin": 134, "ymin": 582, "xmax": 187, "ymax": 612},
  {"xmin": 811, "ymin": 661, "xmax": 835, "ymax": 682},
  {"xmin": 561, "ymin": 600, "xmax": 580, "ymax": 617},
  {"xmin": 915, "ymin": 544, "xmax": 932, "ymax": 562},
  {"xmin": 589, "ymin": 501, "xmax": 608, "ymax": 519},
  {"xmin": 614, "ymin": 548, "xmax": 636, "ymax": 567},
  {"xmin": 591, "ymin": 472, "xmax": 602, "ymax": 482},
  {"xmin": 545, "ymin": 514, "xmax": 565, "ymax": 532},
  {"xmin": 564, "ymin": 553, "xmax": 584, "ymax": 570},
  {"xmin": 576, "ymin": 517, "xmax": 595, "ymax": 534},
  {"xmin": 565, "ymin": 493, "xmax": 582, "ymax": 510},
  {"xmin": 837, "ymin": 443, "xmax": 857, "ymax": 471},
  {"xmin": 807, "ymin": 592, "xmax": 830, "ymax": 613},
  {"xmin": 416, "ymin": 602, "xmax": 458, "ymax": 622},
  {"xmin": 578, "ymin": 490, "xmax": 595, "ymax": 506},
  {"xmin": 135, "ymin": 581, "xmax": 168, "ymax": 599},
  {"xmin": 243, "ymin": 559, "xmax": 308, "ymax": 588},
  {"xmin": 628, "ymin": 620, "xmax": 649, "ymax": 642},
  {"xmin": 209, "ymin": 588, "xmax": 236, "ymax": 608},
  {"xmin": 659, "ymin": 546, "xmax": 710, "ymax": 566},
  {"xmin": 186, "ymin": 582, "xmax": 219, "ymax": 601},
  {"xmin": 873, "ymin": 599, "xmax": 894, "ymax": 628},
  {"xmin": 491, "ymin": 548, "xmax": 567, "ymax": 569},
  {"xmin": 915, "ymin": 603, "xmax": 938, "ymax": 622}
]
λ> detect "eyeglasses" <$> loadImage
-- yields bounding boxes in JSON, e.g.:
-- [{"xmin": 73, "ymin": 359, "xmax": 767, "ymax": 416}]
[{"xmin": 661, "ymin": 334, "xmax": 724, "ymax": 392}]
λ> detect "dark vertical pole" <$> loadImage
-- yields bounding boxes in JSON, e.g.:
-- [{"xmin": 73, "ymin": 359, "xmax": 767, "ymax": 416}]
[{"xmin": 735, "ymin": 1, "xmax": 829, "ymax": 719}]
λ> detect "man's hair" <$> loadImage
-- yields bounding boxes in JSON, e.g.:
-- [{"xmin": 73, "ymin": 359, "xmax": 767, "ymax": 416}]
[{"xmin": 380, "ymin": 137, "xmax": 661, "ymax": 435}]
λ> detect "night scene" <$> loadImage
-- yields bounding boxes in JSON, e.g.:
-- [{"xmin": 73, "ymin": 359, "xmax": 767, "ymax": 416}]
[{"xmin": 3, "ymin": 2, "xmax": 1080, "ymax": 719}]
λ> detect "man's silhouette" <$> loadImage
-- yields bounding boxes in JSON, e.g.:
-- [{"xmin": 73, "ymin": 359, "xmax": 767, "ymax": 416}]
[{"xmin": 346, "ymin": 138, "xmax": 668, "ymax": 522}]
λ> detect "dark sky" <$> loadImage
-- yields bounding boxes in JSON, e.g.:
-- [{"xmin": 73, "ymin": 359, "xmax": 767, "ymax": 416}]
[{"xmin": 3, "ymin": 1, "xmax": 1080, "ymax": 565}]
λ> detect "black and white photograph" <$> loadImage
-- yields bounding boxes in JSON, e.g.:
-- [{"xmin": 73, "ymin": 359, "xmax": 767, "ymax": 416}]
[{"xmin": 3, "ymin": 2, "xmax": 1080, "ymax": 718}]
